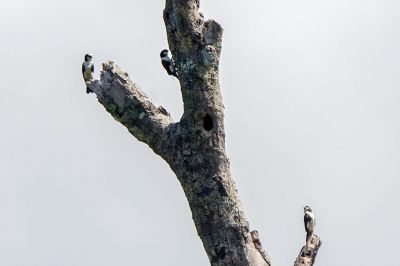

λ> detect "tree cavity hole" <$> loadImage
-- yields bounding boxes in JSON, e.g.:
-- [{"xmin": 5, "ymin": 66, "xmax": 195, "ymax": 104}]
[{"xmin": 203, "ymin": 114, "xmax": 213, "ymax": 131}]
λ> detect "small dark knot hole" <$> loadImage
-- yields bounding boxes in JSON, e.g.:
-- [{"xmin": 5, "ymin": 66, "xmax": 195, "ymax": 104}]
[{"xmin": 203, "ymin": 114, "xmax": 213, "ymax": 131}]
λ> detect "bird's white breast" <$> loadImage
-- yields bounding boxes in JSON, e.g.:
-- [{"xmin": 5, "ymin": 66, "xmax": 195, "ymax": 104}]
[
  {"xmin": 305, "ymin": 211, "xmax": 316, "ymax": 231},
  {"xmin": 84, "ymin": 61, "xmax": 93, "ymax": 69},
  {"xmin": 162, "ymin": 56, "xmax": 175, "ymax": 72}
]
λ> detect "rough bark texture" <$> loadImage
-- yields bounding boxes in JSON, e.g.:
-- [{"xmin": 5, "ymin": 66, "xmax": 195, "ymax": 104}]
[
  {"xmin": 86, "ymin": 1, "xmax": 320, "ymax": 265},
  {"xmin": 294, "ymin": 235, "xmax": 322, "ymax": 266}
]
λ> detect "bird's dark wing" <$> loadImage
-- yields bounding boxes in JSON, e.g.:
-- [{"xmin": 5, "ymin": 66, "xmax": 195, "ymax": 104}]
[
  {"xmin": 162, "ymin": 60, "xmax": 173, "ymax": 75},
  {"xmin": 304, "ymin": 214, "xmax": 312, "ymax": 232},
  {"xmin": 82, "ymin": 63, "xmax": 85, "ymax": 76},
  {"xmin": 91, "ymin": 64, "xmax": 94, "ymax": 72},
  {"xmin": 170, "ymin": 58, "xmax": 178, "ymax": 78}
]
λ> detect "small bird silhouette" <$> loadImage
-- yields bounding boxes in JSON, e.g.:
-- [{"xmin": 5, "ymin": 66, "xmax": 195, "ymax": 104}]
[
  {"xmin": 82, "ymin": 53, "xmax": 94, "ymax": 93},
  {"xmin": 160, "ymin": 49, "xmax": 178, "ymax": 78}
]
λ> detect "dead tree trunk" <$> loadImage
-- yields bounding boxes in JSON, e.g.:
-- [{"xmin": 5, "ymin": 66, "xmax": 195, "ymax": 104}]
[{"xmin": 86, "ymin": 1, "xmax": 320, "ymax": 265}]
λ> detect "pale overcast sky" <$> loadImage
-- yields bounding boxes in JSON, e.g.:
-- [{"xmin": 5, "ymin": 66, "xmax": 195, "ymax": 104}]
[{"xmin": 1, "ymin": 0, "xmax": 400, "ymax": 265}]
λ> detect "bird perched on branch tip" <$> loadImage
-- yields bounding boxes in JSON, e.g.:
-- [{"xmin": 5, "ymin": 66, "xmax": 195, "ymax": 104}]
[
  {"xmin": 304, "ymin": 206, "xmax": 316, "ymax": 244},
  {"xmin": 82, "ymin": 53, "xmax": 94, "ymax": 93}
]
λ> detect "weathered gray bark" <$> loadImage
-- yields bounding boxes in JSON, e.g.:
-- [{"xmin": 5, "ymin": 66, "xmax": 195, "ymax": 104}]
[
  {"xmin": 86, "ymin": 1, "xmax": 320, "ymax": 265},
  {"xmin": 294, "ymin": 235, "xmax": 322, "ymax": 266}
]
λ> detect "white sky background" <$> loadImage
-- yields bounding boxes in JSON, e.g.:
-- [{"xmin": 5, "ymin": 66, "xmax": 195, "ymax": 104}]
[{"xmin": 1, "ymin": 0, "xmax": 400, "ymax": 265}]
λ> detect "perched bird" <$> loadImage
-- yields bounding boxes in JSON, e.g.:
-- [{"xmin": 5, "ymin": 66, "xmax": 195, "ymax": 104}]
[
  {"xmin": 160, "ymin": 49, "xmax": 178, "ymax": 78},
  {"xmin": 82, "ymin": 53, "xmax": 94, "ymax": 93},
  {"xmin": 304, "ymin": 206, "xmax": 316, "ymax": 243}
]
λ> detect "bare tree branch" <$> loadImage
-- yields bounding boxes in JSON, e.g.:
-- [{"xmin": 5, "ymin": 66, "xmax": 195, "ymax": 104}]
[
  {"xmin": 251, "ymin": 230, "xmax": 272, "ymax": 266},
  {"xmin": 87, "ymin": 62, "xmax": 174, "ymax": 156},
  {"xmin": 294, "ymin": 235, "xmax": 322, "ymax": 266}
]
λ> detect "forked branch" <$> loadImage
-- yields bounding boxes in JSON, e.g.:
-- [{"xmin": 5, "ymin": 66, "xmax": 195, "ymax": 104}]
[{"xmin": 85, "ymin": 0, "xmax": 322, "ymax": 265}]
